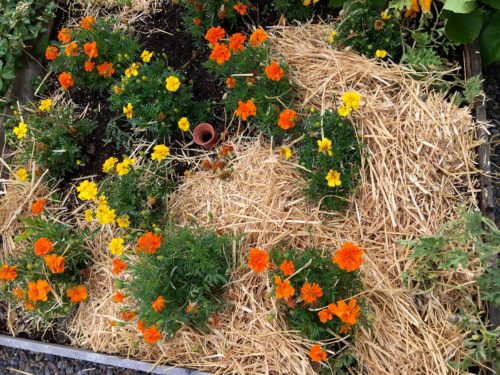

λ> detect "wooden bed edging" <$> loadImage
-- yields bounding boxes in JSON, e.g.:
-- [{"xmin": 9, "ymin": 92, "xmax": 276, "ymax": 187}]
[{"xmin": 0, "ymin": 335, "xmax": 210, "ymax": 375}]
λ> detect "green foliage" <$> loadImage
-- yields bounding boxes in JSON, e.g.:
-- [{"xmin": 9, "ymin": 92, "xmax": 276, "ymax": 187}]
[
  {"xmin": 400, "ymin": 31, "xmax": 444, "ymax": 70},
  {"xmin": 48, "ymin": 18, "xmax": 141, "ymax": 91},
  {"xmin": 479, "ymin": 10, "xmax": 500, "ymax": 65},
  {"xmin": 298, "ymin": 111, "xmax": 361, "ymax": 211},
  {"xmin": 5, "ymin": 104, "xmax": 96, "ymax": 179},
  {"xmin": 273, "ymin": 0, "xmax": 318, "ymax": 21},
  {"xmin": 123, "ymin": 225, "xmax": 235, "ymax": 337},
  {"xmin": 453, "ymin": 75, "xmax": 482, "ymax": 106},
  {"xmin": 0, "ymin": 0, "xmax": 56, "ymax": 96},
  {"xmin": 109, "ymin": 58, "xmax": 208, "ymax": 139}
]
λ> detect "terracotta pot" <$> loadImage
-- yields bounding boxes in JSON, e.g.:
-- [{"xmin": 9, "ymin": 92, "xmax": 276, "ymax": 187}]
[{"xmin": 193, "ymin": 123, "xmax": 218, "ymax": 150}]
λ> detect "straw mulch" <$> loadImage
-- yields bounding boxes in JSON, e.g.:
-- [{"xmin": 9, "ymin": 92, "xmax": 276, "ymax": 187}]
[{"xmin": 68, "ymin": 24, "xmax": 480, "ymax": 374}]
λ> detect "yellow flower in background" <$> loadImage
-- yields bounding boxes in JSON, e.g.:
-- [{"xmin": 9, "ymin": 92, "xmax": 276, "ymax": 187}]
[
  {"xmin": 141, "ymin": 50, "xmax": 153, "ymax": 63},
  {"xmin": 326, "ymin": 169, "xmax": 342, "ymax": 187},
  {"xmin": 342, "ymin": 91, "xmax": 361, "ymax": 110},
  {"xmin": 279, "ymin": 146, "xmax": 292, "ymax": 159},
  {"xmin": 178, "ymin": 117, "xmax": 190, "ymax": 132},
  {"xmin": 116, "ymin": 157, "xmax": 135, "ymax": 176},
  {"xmin": 117, "ymin": 215, "xmax": 131, "ymax": 228},
  {"xmin": 38, "ymin": 99, "xmax": 52, "ymax": 112},
  {"xmin": 76, "ymin": 160, "xmax": 81, "ymax": 166},
  {"xmin": 329, "ymin": 31, "xmax": 337, "ymax": 44},
  {"xmin": 102, "ymin": 157, "xmax": 118, "ymax": 173},
  {"xmin": 165, "ymin": 76, "xmax": 181, "ymax": 92},
  {"xmin": 123, "ymin": 103, "xmax": 133, "ymax": 119},
  {"xmin": 317, "ymin": 138, "xmax": 333, "ymax": 156},
  {"xmin": 113, "ymin": 85, "xmax": 122, "ymax": 94},
  {"xmin": 108, "ymin": 238, "xmax": 125, "ymax": 255},
  {"xmin": 15, "ymin": 168, "xmax": 28, "ymax": 181},
  {"xmin": 338, "ymin": 105, "xmax": 351, "ymax": 117},
  {"xmin": 13, "ymin": 122, "xmax": 28, "ymax": 140},
  {"xmin": 151, "ymin": 145, "xmax": 170, "ymax": 161},
  {"xmin": 303, "ymin": 0, "xmax": 319, "ymax": 6},
  {"xmin": 125, "ymin": 63, "xmax": 139, "ymax": 78},
  {"xmin": 380, "ymin": 10, "xmax": 391, "ymax": 20},
  {"xmin": 96, "ymin": 201, "xmax": 116, "ymax": 225},
  {"xmin": 77, "ymin": 180, "xmax": 97, "ymax": 201},
  {"xmin": 376, "ymin": 49, "xmax": 387, "ymax": 58},
  {"xmin": 84, "ymin": 209, "xmax": 93, "ymax": 222}
]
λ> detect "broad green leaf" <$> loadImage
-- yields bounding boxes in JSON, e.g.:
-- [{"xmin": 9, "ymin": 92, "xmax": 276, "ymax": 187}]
[
  {"xmin": 445, "ymin": 10, "xmax": 483, "ymax": 43},
  {"xmin": 479, "ymin": 0, "xmax": 500, "ymax": 9},
  {"xmin": 443, "ymin": 0, "xmax": 477, "ymax": 13},
  {"xmin": 480, "ymin": 11, "xmax": 500, "ymax": 65}
]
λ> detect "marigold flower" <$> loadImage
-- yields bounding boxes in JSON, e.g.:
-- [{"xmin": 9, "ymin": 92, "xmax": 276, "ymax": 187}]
[
  {"xmin": 318, "ymin": 308, "xmax": 333, "ymax": 323},
  {"xmin": 265, "ymin": 60, "xmax": 284, "ymax": 81},
  {"xmin": 45, "ymin": 45, "xmax": 58, "ymax": 60},
  {"xmin": 300, "ymin": 282, "xmax": 323, "ymax": 304},
  {"xmin": 151, "ymin": 144, "xmax": 170, "ymax": 161},
  {"xmin": 80, "ymin": 16, "xmax": 96, "ymax": 31},
  {"xmin": 317, "ymin": 138, "xmax": 333, "ymax": 156},
  {"xmin": 234, "ymin": 2, "xmax": 248, "ymax": 15},
  {"xmin": 229, "ymin": 32, "xmax": 247, "ymax": 52},
  {"xmin": 341, "ymin": 91, "xmax": 361, "ymax": 110},
  {"xmin": 143, "ymin": 324, "xmax": 161, "ymax": 344},
  {"xmin": 102, "ymin": 157, "xmax": 118, "ymax": 173},
  {"xmin": 374, "ymin": 20, "xmax": 385, "ymax": 30},
  {"xmin": 113, "ymin": 85, "xmax": 122, "ymax": 94},
  {"xmin": 151, "ymin": 295, "xmax": 165, "ymax": 312},
  {"xmin": 308, "ymin": 344, "xmax": 327, "ymax": 362},
  {"xmin": 24, "ymin": 301, "xmax": 36, "ymax": 310},
  {"xmin": 13, "ymin": 286, "xmax": 24, "ymax": 300},
  {"xmin": 44, "ymin": 254, "xmax": 65, "ymax": 274},
  {"xmin": 13, "ymin": 122, "xmax": 28, "ymax": 139},
  {"xmin": 65, "ymin": 42, "xmax": 79, "ymax": 57},
  {"xmin": 109, "ymin": 238, "xmax": 125, "ymax": 256},
  {"xmin": 235, "ymin": 99, "xmax": 256, "ymax": 121},
  {"xmin": 117, "ymin": 215, "xmax": 131, "ymax": 228},
  {"xmin": 329, "ymin": 30, "xmax": 337, "ymax": 44},
  {"xmin": 329, "ymin": 299, "xmax": 360, "ymax": 325},
  {"xmin": 84, "ymin": 60, "xmax": 95, "ymax": 72},
  {"xmin": 15, "ymin": 168, "xmax": 28, "ymax": 181},
  {"xmin": 113, "ymin": 291, "xmax": 124, "ymax": 303},
  {"xmin": 277, "ymin": 109, "xmax": 297, "ymax": 130},
  {"xmin": 178, "ymin": 117, "xmax": 190, "ymax": 132},
  {"xmin": 116, "ymin": 157, "xmax": 135, "ymax": 177},
  {"xmin": 66, "ymin": 285, "xmax": 88, "ymax": 303},
  {"xmin": 209, "ymin": 43, "xmax": 231, "ymax": 64},
  {"xmin": 380, "ymin": 10, "xmax": 391, "ymax": 20},
  {"xmin": 125, "ymin": 63, "xmax": 139, "ymax": 78},
  {"xmin": 376, "ymin": 49, "xmax": 387, "ymax": 58},
  {"xmin": 121, "ymin": 310, "xmax": 136, "ymax": 321},
  {"xmin": 226, "ymin": 77, "xmax": 236, "ymax": 89},
  {"xmin": 165, "ymin": 75, "xmax": 181, "ymax": 92},
  {"xmin": 84, "ymin": 209, "xmax": 93, "ymax": 222},
  {"xmin": 205, "ymin": 26, "xmax": 225, "ymax": 45},
  {"xmin": 248, "ymin": 247, "xmax": 269, "ymax": 273},
  {"xmin": 96, "ymin": 201, "xmax": 116, "ymax": 225},
  {"xmin": 332, "ymin": 242, "xmax": 364, "ymax": 271},
  {"xmin": 96, "ymin": 61, "xmax": 114, "ymax": 78},
  {"xmin": 421, "ymin": 0, "xmax": 432, "ymax": 12},
  {"xmin": 28, "ymin": 279, "xmax": 51, "ymax": 302},
  {"xmin": 137, "ymin": 232, "xmax": 162, "ymax": 254},
  {"xmin": 77, "ymin": 180, "xmax": 97, "ymax": 201},
  {"xmin": 0, "ymin": 265, "xmax": 17, "ymax": 281},
  {"xmin": 112, "ymin": 258, "xmax": 128, "ymax": 275},
  {"xmin": 405, "ymin": 0, "xmax": 420, "ymax": 18},
  {"xmin": 34, "ymin": 238, "xmax": 54, "ymax": 257},
  {"xmin": 193, "ymin": 17, "xmax": 201, "ymax": 26},
  {"xmin": 82, "ymin": 41, "xmax": 97, "ymax": 59},
  {"xmin": 339, "ymin": 324, "xmax": 353, "ymax": 334},
  {"xmin": 141, "ymin": 50, "xmax": 153, "ymax": 63},
  {"xmin": 249, "ymin": 28, "xmax": 268, "ymax": 47},
  {"xmin": 58, "ymin": 28, "xmax": 71, "ymax": 43},
  {"xmin": 326, "ymin": 169, "xmax": 341, "ymax": 187},
  {"xmin": 31, "ymin": 199, "xmax": 46, "ymax": 215},
  {"xmin": 38, "ymin": 99, "xmax": 52, "ymax": 112},
  {"xmin": 58, "ymin": 72, "xmax": 74, "ymax": 90},
  {"xmin": 123, "ymin": 103, "xmax": 133, "ymax": 119},
  {"xmin": 279, "ymin": 259, "xmax": 295, "ymax": 276},
  {"xmin": 274, "ymin": 276, "xmax": 295, "ymax": 299},
  {"xmin": 337, "ymin": 105, "xmax": 351, "ymax": 117},
  {"xmin": 278, "ymin": 146, "xmax": 292, "ymax": 159}
]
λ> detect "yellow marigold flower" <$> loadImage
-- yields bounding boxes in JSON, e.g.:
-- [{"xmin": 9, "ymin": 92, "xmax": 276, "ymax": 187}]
[
  {"xmin": 317, "ymin": 138, "xmax": 333, "ymax": 156},
  {"xmin": 115, "ymin": 157, "xmax": 135, "ymax": 176},
  {"xmin": 342, "ymin": 91, "xmax": 361, "ymax": 110},
  {"xmin": 125, "ymin": 63, "xmax": 139, "ymax": 78},
  {"xmin": 329, "ymin": 31, "xmax": 337, "ymax": 44},
  {"xmin": 13, "ymin": 122, "xmax": 28, "ymax": 140},
  {"xmin": 338, "ymin": 105, "xmax": 351, "ymax": 117},
  {"xmin": 303, "ymin": 0, "xmax": 319, "ymax": 5},
  {"xmin": 376, "ymin": 49, "xmax": 387, "ymax": 58},
  {"xmin": 113, "ymin": 85, "xmax": 122, "ymax": 94},
  {"xmin": 76, "ymin": 159, "xmax": 81, "ymax": 166},
  {"xmin": 151, "ymin": 144, "xmax": 170, "ymax": 161},
  {"xmin": 117, "ymin": 215, "xmax": 131, "ymax": 228},
  {"xmin": 123, "ymin": 103, "xmax": 133, "ymax": 119},
  {"xmin": 109, "ymin": 238, "xmax": 125, "ymax": 255},
  {"xmin": 326, "ymin": 169, "xmax": 342, "ymax": 187},
  {"xmin": 380, "ymin": 10, "xmax": 391, "ymax": 20},
  {"xmin": 279, "ymin": 146, "xmax": 292, "ymax": 159},
  {"xmin": 165, "ymin": 76, "xmax": 181, "ymax": 92},
  {"xmin": 15, "ymin": 168, "xmax": 28, "ymax": 181},
  {"xmin": 102, "ymin": 157, "xmax": 118, "ymax": 173},
  {"xmin": 178, "ymin": 117, "xmax": 190, "ymax": 132},
  {"xmin": 96, "ymin": 202, "xmax": 116, "ymax": 225},
  {"xmin": 84, "ymin": 209, "xmax": 93, "ymax": 222},
  {"xmin": 38, "ymin": 99, "xmax": 52, "ymax": 112},
  {"xmin": 77, "ymin": 180, "xmax": 98, "ymax": 201},
  {"xmin": 141, "ymin": 50, "xmax": 153, "ymax": 63}
]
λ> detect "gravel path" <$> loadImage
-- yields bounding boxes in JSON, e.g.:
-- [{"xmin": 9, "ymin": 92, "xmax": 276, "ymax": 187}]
[{"xmin": 0, "ymin": 346, "xmax": 146, "ymax": 375}]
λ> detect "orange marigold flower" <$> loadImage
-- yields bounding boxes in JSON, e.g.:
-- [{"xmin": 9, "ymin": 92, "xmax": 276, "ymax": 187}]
[
  {"xmin": 66, "ymin": 285, "xmax": 88, "ymax": 303},
  {"xmin": 332, "ymin": 242, "xmax": 364, "ymax": 272},
  {"xmin": 45, "ymin": 46, "xmax": 58, "ymax": 61},
  {"xmin": 235, "ymin": 99, "xmax": 257, "ymax": 121},
  {"xmin": 113, "ymin": 291, "xmax": 124, "ymax": 303},
  {"xmin": 277, "ymin": 109, "xmax": 297, "ymax": 130},
  {"xmin": 318, "ymin": 308, "xmax": 333, "ymax": 323},
  {"xmin": 28, "ymin": 279, "xmax": 51, "ymax": 302},
  {"xmin": 58, "ymin": 28, "xmax": 71, "ymax": 43},
  {"xmin": 111, "ymin": 258, "xmax": 127, "ymax": 275},
  {"xmin": 34, "ymin": 237, "xmax": 54, "ymax": 257},
  {"xmin": 24, "ymin": 301, "xmax": 36, "ymax": 311},
  {"xmin": 405, "ymin": 0, "xmax": 420, "ymax": 18},
  {"xmin": 279, "ymin": 259, "xmax": 294, "ymax": 276},
  {"xmin": 234, "ymin": 2, "xmax": 248, "ymax": 15},
  {"xmin": 151, "ymin": 295, "xmax": 165, "ymax": 313},
  {"xmin": 229, "ymin": 32, "xmax": 247, "ymax": 52},
  {"xmin": 31, "ymin": 199, "xmax": 46, "ymax": 215},
  {"xmin": 274, "ymin": 276, "xmax": 295, "ymax": 299},
  {"xmin": 96, "ymin": 61, "xmax": 114, "ymax": 78},
  {"xmin": 137, "ymin": 320, "xmax": 146, "ymax": 332},
  {"xmin": 137, "ymin": 232, "xmax": 162, "ymax": 254},
  {"xmin": 205, "ymin": 26, "xmax": 225, "ymax": 45},
  {"xmin": 226, "ymin": 77, "xmax": 236, "ymax": 89},
  {"xmin": 265, "ymin": 60, "xmax": 284, "ymax": 81},
  {"xmin": 65, "ymin": 42, "xmax": 79, "ymax": 57},
  {"xmin": 248, "ymin": 247, "xmax": 269, "ymax": 272},
  {"xmin": 300, "ymin": 282, "xmax": 323, "ymax": 304},
  {"xmin": 84, "ymin": 60, "xmax": 95, "ymax": 72},
  {"xmin": 193, "ymin": 17, "xmax": 201, "ymax": 26},
  {"xmin": 0, "ymin": 265, "xmax": 17, "ymax": 281},
  {"xmin": 80, "ymin": 16, "xmax": 96, "ymax": 31},
  {"xmin": 83, "ymin": 41, "xmax": 98, "ymax": 59},
  {"xmin": 210, "ymin": 43, "xmax": 231, "ymax": 65},
  {"xmin": 308, "ymin": 344, "xmax": 327, "ymax": 362},
  {"xmin": 13, "ymin": 286, "xmax": 24, "ymax": 300},
  {"xmin": 339, "ymin": 323, "xmax": 353, "ymax": 334},
  {"xmin": 329, "ymin": 299, "xmax": 360, "ymax": 325},
  {"xmin": 143, "ymin": 324, "xmax": 161, "ymax": 344},
  {"xmin": 58, "ymin": 72, "xmax": 74, "ymax": 90},
  {"xmin": 249, "ymin": 28, "xmax": 268, "ymax": 47},
  {"xmin": 121, "ymin": 310, "xmax": 136, "ymax": 321},
  {"xmin": 44, "ymin": 254, "xmax": 65, "ymax": 274}
]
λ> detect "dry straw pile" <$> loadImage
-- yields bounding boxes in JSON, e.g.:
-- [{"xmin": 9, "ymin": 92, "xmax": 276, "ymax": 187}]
[{"xmin": 68, "ymin": 24, "xmax": 480, "ymax": 374}]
